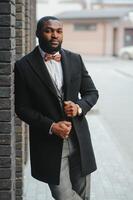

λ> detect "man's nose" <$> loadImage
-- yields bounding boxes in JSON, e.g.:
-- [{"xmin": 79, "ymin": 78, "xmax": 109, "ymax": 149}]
[{"xmin": 51, "ymin": 31, "xmax": 58, "ymax": 38}]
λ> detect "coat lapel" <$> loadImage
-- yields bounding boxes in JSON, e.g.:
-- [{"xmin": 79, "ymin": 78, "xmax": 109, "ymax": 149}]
[
  {"xmin": 60, "ymin": 49, "xmax": 71, "ymax": 100},
  {"xmin": 27, "ymin": 47, "xmax": 59, "ymax": 98},
  {"xmin": 27, "ymin": 47, "xmax": 71, "ymax": 101}
]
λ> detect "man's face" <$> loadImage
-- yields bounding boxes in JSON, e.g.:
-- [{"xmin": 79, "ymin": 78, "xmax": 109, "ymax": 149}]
[{"xmin": 38, "ymin": 19, "xmax": 63, "ymax": 53}]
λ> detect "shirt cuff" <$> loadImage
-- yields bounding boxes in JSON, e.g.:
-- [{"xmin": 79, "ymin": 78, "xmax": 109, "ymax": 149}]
[
  {"xmin": 49, "ymin": 122, "xmax": 55, "ymax": 135},
  {"xmin": 76, "ymin": 104, "xmax": 83, "ymax": 116}
]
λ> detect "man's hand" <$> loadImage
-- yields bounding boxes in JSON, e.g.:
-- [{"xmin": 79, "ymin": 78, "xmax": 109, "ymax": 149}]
[
  {"xmin": 64, "ymin": 101, "xmax": 78, "ymax": 117},
  {"xmin": 51, "ymin": 121, "xmax": 72, "ymax": 139}
]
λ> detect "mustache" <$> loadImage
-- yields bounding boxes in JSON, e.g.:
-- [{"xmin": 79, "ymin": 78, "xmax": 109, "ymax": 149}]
[
  {"xmin": 50, "ymin": 39, "xmax": 59, "ymax": 42},
  {"xmin": 39, "ymin": 38, "xmax": 61, "ymax": 45}
]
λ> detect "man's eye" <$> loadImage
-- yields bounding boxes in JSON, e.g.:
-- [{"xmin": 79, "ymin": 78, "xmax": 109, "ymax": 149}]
[
  {"xmin": 57, "ymin": 30, "xmax": 63, "ymax": 34},
  {"xmin": 44, "ymin": 29, "xmax": 51, "ymax": 33},
  {"xmin": 58, "ymin": 29, "xmax": 63, "ymax": 32}
]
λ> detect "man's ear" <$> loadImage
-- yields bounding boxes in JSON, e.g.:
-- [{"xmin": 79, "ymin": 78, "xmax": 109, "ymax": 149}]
[{"xmin": 36, "ymin": 30, "xmax": 40, "ymax": 38}]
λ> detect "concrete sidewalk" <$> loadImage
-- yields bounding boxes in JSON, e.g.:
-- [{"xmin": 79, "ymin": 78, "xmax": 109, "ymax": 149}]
[
  {"xmin": 89, "ymin": 115, "xmax": 133, "ymax": 200},
  {"xmin": 83, "ymin": 55, "xmax": 133, "ymax": 79},
  {"xmin": 23, "ymin": 114, "xmax": 133, "ymax": 200},
  {"xmin": 82, "ymin": 55, "xmax": 116, "ymax": 63},
  {"xmin": 115, "ymin": 67, "xmax": 133, "ymax": 79}
]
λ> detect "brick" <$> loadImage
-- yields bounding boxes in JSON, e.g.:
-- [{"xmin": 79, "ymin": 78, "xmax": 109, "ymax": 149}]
[
  {"xmin": 0, "ymin": 39, "xmax": 15, "ymax": 50},
  {"xmin": 0, "ymin": 179, "xmax": 11, "ymax": 190},
  {"xmin": 0, "ymin": 63, "xmax": 12, "ymax": 74},
  {"xmin": 16, "ymin": 150, "xmax": 22, "ymax": 157},
  {"xmin": 16, "ymin": 158, "xmax": 22, "ymax": 166},
  {"xmin": 0, "ymin": 75, "xmax": 12, "ymax": 88},
  {"xmin": 0, "ymin": 145, "xmax": 11, "ymax": 156},
  {"xmin": 16, "ymin": 0, "xmax": 25, "ymax": 4},
  {"xmin": 0, "ymin": 110, "xmax": 11, "ymax": 121},
  {"xmin": 16, "ymin": 189, "xmax": 23, "ymax": 196},
  {"xmin": 15, "ymin": 134, "xmax": 22, "ymax": 143},
  {"xmin": 17, "ymin": 44, "xmax": 26, "ymax": 55},
  {"xmin": 16, "ymin": 4, "xmax": 25, "ymax": 13},
  {"xmin": 16, "ymin": 29, "xmax": 25, "ymax": 37},
  {"xmin": 16, "ymin": 196, "xmax": 23, "ymax": 200},
  {"xmin": 0, "ymin": 157, "xmax": 11, "ymax": 168},
  {"xmin": 16, "ymin": 38, "xmax": 23, "ymax": 46},
  {"xmin": 0, "ymin": 99, "xmax": 11, "ymax": 109},
  {"xmin": 0, "ymin": 75, "xmax": 11, "ymax": 86},
  {"xmin": 0, "ymin": 134, "xmax": 11, "ymax": 144},
  {"xmin": 0, "ymin": 3, "xmax": 15, "ymax": 15},
  {"xmin": 16, "ymin": 166, "xmax": 22, "ymax": 173},
  {"xmin": 16, "ymin": 142, "xmax": 22, "ymax": 150},
  {"xmin": 0, "ymin": 122, "xmax": 12, "ymax": 133},
  {"xmin": 0, "ymin": 15, "xmax": 15, "ymax": 26},
  {"xmin": 0, "ymin": 15, "xmax": 10, "ymax": 26},
  {"xmin": 0, "ymin": 0, "xmax": 15, "ymax": 3},
  {"xmin": 0, "ymin": 50, "xmax": 15, "ymax": 62},
  {"xmin": 16, "ymin": 46, "xmax": 25, "ymax": 54},
  {"xmin": 25, "ymin": 23, "xmax": 30, "ymax": 29},
  {"xmin": 0, "ymin": 3, "xmax": 10, "ymax": 13},
  {"xmin": 0, "ymin": 168, "xmax": 11, "ymax": 178},
  {"xmin": 16, "ymin": 178, "xmax": 23, "ymax": 188},
  {"xmin": 0, "ymin": 191, "xmax": 11, "ymax": 200},
  {"xmin": 16, "ymin": 171, "xmax": 22, "ymax": 179},
  {"xmin": 16, "ymin": 12, "xmax": 25, "ymax": 21},
  {"xmin": 0, "ymin": 27, "xmax": 15, "ymax": 38},
  {"xmin": 15, "ymin": 125, "xmax": 23, "ymax": 133},
  {"xmin": 0, "ymin": 87, "xmax": 11, "ymax": 97},
  {"xmin": 16, "ymin": 20, "xmax": 25, "ymax": 29}
]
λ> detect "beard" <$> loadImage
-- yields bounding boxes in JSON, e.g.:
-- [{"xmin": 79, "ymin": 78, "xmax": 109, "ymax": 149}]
[{"xmin": 38, "ymin": 37, "xmax": 62, "ymax": 54}]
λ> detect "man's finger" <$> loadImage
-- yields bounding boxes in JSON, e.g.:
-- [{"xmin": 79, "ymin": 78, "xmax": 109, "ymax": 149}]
[{"xmin": 63, "ymin": 121, "xmax": 72, "ymax": 126}]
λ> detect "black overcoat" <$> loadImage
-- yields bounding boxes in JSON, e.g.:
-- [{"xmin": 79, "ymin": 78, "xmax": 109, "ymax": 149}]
[{"xmin": 14, "ymin": 46, "xmax": 99, "ymax": 184}]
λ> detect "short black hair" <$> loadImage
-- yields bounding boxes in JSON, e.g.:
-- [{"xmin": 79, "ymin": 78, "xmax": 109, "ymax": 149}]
[{"xmin": 36, "ymin": 16, "xmax": 60, "ymax": 37}]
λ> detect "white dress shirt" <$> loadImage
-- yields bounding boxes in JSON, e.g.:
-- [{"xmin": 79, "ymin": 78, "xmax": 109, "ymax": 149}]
[
  {"xmin": 38, "ymin": 46, "xmax": 63, "ymax": 134},
  {"xmin": 38, "ymin": 46, "xmax": 63, "ymax": 92}
]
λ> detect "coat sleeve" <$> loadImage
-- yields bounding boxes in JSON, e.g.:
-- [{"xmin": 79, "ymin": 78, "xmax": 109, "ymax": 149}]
[
  {"xmin": 76, "ymin": 55, "xmax": 99, "ymax": 116},
  {"xmin": 14, "ymin": 62, "xmax": 54, "ymax": 133}
]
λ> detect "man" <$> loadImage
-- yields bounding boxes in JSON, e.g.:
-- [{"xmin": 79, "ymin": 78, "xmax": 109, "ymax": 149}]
[{"xmin": 14, "ymin": 16, "xmax": 99, "ymax": 200}]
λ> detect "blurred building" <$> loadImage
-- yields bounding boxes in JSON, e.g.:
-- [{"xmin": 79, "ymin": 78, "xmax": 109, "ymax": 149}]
[
  {"xmin": 92, "ymin": 0, "xmax": 133, "ymax": 9},
  {"xmin": 37, "ymin": 0, "xmax": 83, "ymax": 18},
  {"xmin": 58, "ymin": 8, "xmax": 133, "ymax": 56},
  {"xmin": 58, "ymin": 0, "xmax": 90, "ymax": 9}
]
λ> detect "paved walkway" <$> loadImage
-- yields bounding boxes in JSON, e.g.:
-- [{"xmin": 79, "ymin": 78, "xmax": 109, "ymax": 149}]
[
  {"xmin": 83, "ymin": 55, "xmax": 133, "ymax": 79},
  {"xmin": 23, "ymin": 113, "xmax": 133, "ymax": 200},
  {"xmin": 115, "ymin": 67, "xmax": 133, "ymax": 79}
]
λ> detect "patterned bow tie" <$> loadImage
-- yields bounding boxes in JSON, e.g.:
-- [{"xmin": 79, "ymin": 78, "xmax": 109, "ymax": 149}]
[{"xmin": 44, "ymin": 53, "xmax": 61, "ymax": 62}]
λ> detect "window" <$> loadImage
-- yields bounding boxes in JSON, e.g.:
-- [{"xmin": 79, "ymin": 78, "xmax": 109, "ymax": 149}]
[
  {"xmin": 124, "ymin": 29, "xmax": 133, "ymax": 46},
  {"xmin": 74, "ymin": 23, "xmax": 97, "ymax": 31}
]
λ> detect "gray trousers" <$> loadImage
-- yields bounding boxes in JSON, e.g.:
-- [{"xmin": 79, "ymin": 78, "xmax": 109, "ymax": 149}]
[{"xmin": 49, "ymin": 138, "xmax": 91, "ymax": 200}]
